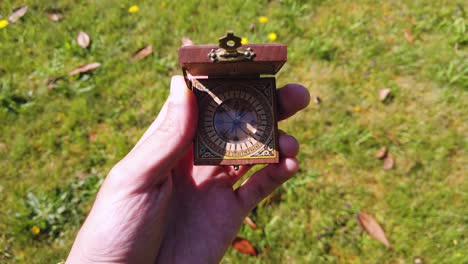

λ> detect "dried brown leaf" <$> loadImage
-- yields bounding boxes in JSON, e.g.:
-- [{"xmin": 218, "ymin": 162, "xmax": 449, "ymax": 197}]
[
  {"xmin": 378, "ymin": 88, "xmax": 391, "ymax": 102},
  {"xmin": 357, "ymin": 212, "xmax": 390, "ymax": 248},
  {"xmin": 88, "ymin": 132, "xmax": 97, "ymax": 143},
  {"xmin": 407, "ymin": 17, "xmax": 417, "ymax": 26},
  {"xmin": 77, "ymin": 31, "xmax": 91, "ymax": 49},
  {"xmin": 69, "ymin": 62, "xmax": 101, "ymax": 76},
  {"xmin": 181, "ymin": 37, "xmax": 194, "ymax": 46},
  {"xmin": 76, "ymin": 171, "xmax": 90, "ymax": 179},
  {"xmin": 244, "ymin": 216, "xmax": 258, "ymax": 230},
  {"xmin": 9, "ymin": 5, "xmax": 28, "ymax": 23},
  {"xmin": 375, "ymin": 146, "xmax": 388, "ymax": 159},
  {"xmin": 231, "ymin": 237, "xmax": 257, "ymax": 256},
  {"xmin": 47, "ymin": 12, "xmax": 63, "ymax": 21},
  {"xmin": 46, "ymin": 76, "xmax": 64, "ymax": 90},
  {"xmin": 131, "ymin": 45, "xmax": 153, "ymax": 61},
  {"xmin": 404, "ymin": 28, "xmax": 414, "ymax": 43},
  {"xmin": 383, "ymin": 154, "xmax": 394, "ymax": 170}
]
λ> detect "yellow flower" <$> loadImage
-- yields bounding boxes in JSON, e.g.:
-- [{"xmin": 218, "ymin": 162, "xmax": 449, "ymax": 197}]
[
  {"xmin": 453, "ymin": 239, "xmax": 458, "ymax": 245},
  {"xmin": 268, "ymin": 32, "xmax": 277, "ymax": 42},
  {"xmin": 128, "ymin": 5, "xmax": 139, "ymax": 13},
  {"xmin": 31, "ymin": 225, "xmax": 40, "ymax": 235},
  {"xmin": 241, "ymin": 37, "xmax": 248, "ymax": 45},
  {"xmin": 160, "ymin": 2, "xmax": 167, "ymax": 8},
  {"xmin": 258, "ymin": 16, "xmax": 268, "ymax": 24},
  {"xmin": 455, "ymin": 252, "xmax": 462, "ymax": 257},
  {"xmin": 0, "ymin": 19, "xmax": 9, "ymax": 29},
  {"xmin": 353, "ymin": 106, "xmax": 362, "ymax": 113}
]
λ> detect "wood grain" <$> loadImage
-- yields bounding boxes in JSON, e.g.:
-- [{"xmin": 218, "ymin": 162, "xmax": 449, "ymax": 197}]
[{"xmin": 179, "ymin": 44, "xmax": 287, "ymax": 76}]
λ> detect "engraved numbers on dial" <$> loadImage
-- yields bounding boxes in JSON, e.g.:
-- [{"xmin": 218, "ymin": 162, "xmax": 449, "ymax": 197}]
[{"xmin": 200, "ymin": 85, "xmax": 271, "ymax": 158}]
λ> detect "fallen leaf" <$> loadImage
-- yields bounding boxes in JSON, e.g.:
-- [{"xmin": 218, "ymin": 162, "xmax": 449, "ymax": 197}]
[
  {"xmin": 407, "ymin": 17, "xmax": 417, "ymax": 26},
  {"xmin": 69, "ymin": 62, "xmax": 101, "ymax": 76},
  {"xmin": 77, "ymin": 31, "xmax": 91, "ymax": 49},
  {"xmin": 131, "ymin": 45, "xmax": 153, "ymax": 61},
  {"xmin": 314, "ymin": 96, "xmax": 322, "ymax": 104},
  {"xmin": 88, "ymin": 131, "xmax": 97, "ymax": 143},
  {"xmin": 76, "ymin": 171, "xmax": 89, "ymax": 179},
  {"xmin": 383, "ymin": 154, "xmax": 394, "ymax": 170},
  {"xmin": 46, "ymin": 76, "xmax": 64, "ymax": 90},
  {"xmin": 47, "ymin": 12, "xmax": 63, "ymax": 21},
  {"xmin": 231, "ymin": 237, "xmax": 257, "ymax": 256},
  {"xmin": 378, "ymin": 88, "xmax": 391, "ymax": 101},
  {"xmin": 181, "ymin": 37, "xmax": 194, "ymax": 46},
  {"xmin": 244, "ymin": 216, "xmax": 258, "ymax": 230},
  {"xmin": 375, "ymin": 146, "xmax": 388, "ymax": 159},
  {"xmin": 404, "ymin": 28, "xmax": 414, "ymax": 43},
  {"xmin": 357, "ymin": 212, "xmax": 390, "ymax": 248},
  {"xmin": 8, "ymin": 5, "xmax": 28, "ymax": 23}
]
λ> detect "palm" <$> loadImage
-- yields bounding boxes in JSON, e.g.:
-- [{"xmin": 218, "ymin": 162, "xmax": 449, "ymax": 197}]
[{"xmin": 156, "ymin": 149, "xmax": 249, "ymax": 263}]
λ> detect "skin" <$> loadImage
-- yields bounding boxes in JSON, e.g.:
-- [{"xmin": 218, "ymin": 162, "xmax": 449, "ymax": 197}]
[{"xmin": 67, "ymin": 76, "xmax": 310, "ymax": 264}]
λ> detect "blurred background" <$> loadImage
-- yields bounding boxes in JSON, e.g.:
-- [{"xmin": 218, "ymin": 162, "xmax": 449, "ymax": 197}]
[{"xmin": 0, "ymin": 0, "xmax": 466, "ymax": 263}]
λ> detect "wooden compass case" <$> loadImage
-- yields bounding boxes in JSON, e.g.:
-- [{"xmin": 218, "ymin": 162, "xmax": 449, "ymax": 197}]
[{"xmin": 178, "ymin": 33, "xmax": 287, "ymax": 166}]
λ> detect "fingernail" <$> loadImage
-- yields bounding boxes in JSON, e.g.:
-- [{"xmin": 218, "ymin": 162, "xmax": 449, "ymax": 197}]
[{"xmin": 169, "ymin": 76, "xmax": 188, "ymax": 104}]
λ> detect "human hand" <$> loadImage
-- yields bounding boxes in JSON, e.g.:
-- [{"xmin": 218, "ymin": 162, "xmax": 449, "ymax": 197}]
[{"xmin": 66, "ymin": 76, "xmax": 310, "ymax": 263}]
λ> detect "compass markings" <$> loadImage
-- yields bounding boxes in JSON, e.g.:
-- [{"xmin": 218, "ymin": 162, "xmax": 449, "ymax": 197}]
[{"xmin": 199, "ymin": 83, "xmax": 275, "ymax": 158}]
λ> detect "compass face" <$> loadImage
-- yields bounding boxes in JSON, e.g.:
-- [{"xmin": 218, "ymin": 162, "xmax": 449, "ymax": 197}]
[
  {"xmin": 213, "ymin": 98, "xmax": 258, "ymax": 143},
  {"xmin": 193, "ymin": 78, "xmax": 278, "ymax": 165}
]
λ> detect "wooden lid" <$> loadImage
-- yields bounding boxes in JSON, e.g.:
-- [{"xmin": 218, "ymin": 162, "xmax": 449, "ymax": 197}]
[{"xmin": 179, "ymin": 43, "xmax": 287, "ymax": 77}]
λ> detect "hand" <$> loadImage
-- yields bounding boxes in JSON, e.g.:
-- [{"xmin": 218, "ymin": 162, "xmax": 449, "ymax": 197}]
[{"xmin": 66, "ymin": 76, "xmax": 310, "ymax": 263}]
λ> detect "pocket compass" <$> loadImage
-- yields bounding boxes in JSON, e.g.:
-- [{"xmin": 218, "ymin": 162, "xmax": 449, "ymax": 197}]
[{"xmin": 178, "ymin": 32, "xmax": 287, "ymax": 168}]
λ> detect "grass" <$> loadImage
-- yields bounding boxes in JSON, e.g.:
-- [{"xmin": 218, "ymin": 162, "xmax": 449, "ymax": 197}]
[{"xmin": 0, "ymin": 0, "xmax": 467, "ymax": 263}]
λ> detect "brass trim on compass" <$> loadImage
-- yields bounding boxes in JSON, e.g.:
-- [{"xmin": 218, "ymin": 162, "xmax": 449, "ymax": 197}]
[{"xmin": 208, "ymin": 32, "xmax": 256, "ymax": 62}]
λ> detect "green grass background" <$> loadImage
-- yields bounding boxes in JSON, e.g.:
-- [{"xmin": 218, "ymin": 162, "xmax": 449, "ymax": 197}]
[{"xmin": 0, "ymin": 0, "xmax": 467, "ymax": 263}]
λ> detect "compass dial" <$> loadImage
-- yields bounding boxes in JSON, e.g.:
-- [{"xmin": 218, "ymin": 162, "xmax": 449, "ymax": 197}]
[
  {"xmin": 214, "ymin": 98, "xmax": 258, "ymax": 143},
  {"xmin": 197, "ymin": 83, "xmax": 274, "ymax": 159}
]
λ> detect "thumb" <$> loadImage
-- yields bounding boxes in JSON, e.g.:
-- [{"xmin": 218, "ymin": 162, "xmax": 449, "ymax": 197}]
[{"xmin": 111, "ymin": 76, "xmax": 197, "ymax": 187}]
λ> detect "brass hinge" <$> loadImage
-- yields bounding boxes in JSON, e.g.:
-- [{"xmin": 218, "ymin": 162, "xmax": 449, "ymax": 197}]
[{"xmin": 208, "ymin": 32, "xmax": 255, "ymax": 62}]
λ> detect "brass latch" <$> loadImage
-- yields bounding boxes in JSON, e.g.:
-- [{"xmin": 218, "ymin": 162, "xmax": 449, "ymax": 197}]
[{"xmin": 208, "ymin": 32, "xmax": 255, "ymax": 62}]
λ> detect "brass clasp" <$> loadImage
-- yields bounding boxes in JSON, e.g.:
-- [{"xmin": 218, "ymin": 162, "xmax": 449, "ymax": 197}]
[{"xmin": 208, "ymin": 32, "xmax": 255, "ymax": 62}]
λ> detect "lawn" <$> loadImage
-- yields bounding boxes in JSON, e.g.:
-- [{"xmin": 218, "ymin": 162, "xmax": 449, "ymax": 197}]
[{"xmin": 0, "ymin": 0, "xmax": 467, "ymax": 263}]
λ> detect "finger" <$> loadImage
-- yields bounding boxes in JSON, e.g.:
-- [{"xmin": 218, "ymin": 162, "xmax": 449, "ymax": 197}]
[
  {"xmin": 277, "ymin": 84, "xmax": 310, "ymax": 121},
  {"xmin": 227, "ymin": 133, "xmax": 299, "ymax": 185},
  {"xmin": 111, "ymin": 76, "xmax": 198, "ymax": 186},
  {"xmin": 279, "ymin": 133, "xmax": 299, "ymax": 158},
  {"xmin": 235, "ymin": 157, "xmax": 299, "ymax": 211}
]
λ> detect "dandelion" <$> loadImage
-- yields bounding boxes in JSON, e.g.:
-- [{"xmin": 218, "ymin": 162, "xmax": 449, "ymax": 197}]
[
  {"xmin": 353, "ymin": 106, "xmax": 362, "ymax": 113},
  {"xmin": 160, "ymin": 2, "xmax": 167, "ymax": 8},
  {"xmin": 268, "ymin": 32, "xmax": 277, "ymax": 42},
  {"xmin": 31, "ymin": 225, "xmax": 40, "ymax": 235},
  {"xmin": 241, "ymin": 37, "xmax": 248, "ymax": 45},
  {"xmin": 128, "ymin": 5, "xmax": 139, "ymax": 13},
  {"xmin": 0, "ymin": 19, "xmax": 9, "ymax": 29},
  {"xmin": 456, "ymin": 252, "xmax": 462, "ymax": 257},
  {"xmin": 258, "ymin": 16, "xmax": 268, "ymax": 24},
  {"xmin": 453, "ymin": 240, "xmax": 458, "ymax": 245}
]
